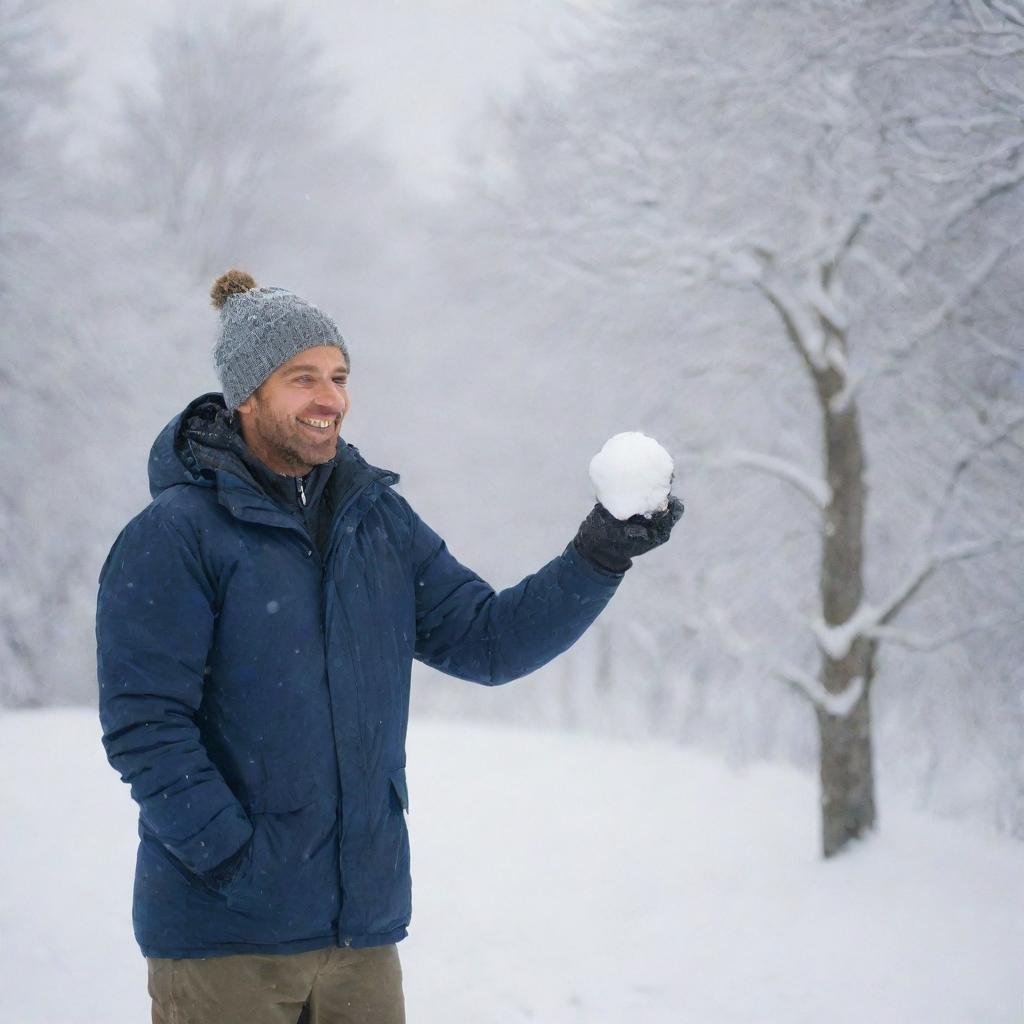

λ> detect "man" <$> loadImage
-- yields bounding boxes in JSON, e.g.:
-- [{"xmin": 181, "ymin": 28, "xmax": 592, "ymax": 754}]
[{"xmin": 96, "ymin": 270, "xmax": 683, "ymax": 1024}]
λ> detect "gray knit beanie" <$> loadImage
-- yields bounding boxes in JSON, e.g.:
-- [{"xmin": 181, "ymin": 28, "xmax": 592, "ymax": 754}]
[{"xmin": 210, "ymin": 269, "xmax": 350, "ymax": 410}]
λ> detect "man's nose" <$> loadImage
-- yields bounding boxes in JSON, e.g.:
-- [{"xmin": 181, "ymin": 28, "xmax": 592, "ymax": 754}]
[{"xmin": 309, "ymin": 380, "xmax": 345, "ymax": 412}]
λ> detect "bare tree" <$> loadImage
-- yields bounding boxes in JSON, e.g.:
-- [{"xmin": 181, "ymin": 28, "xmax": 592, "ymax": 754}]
[
  {"xmin": 447, "ymin": 0, "xmax": 1024, "ymax": 853},
  {"xmin": 0, "ymin": 0, "xmax": 67, "ymax": 292},
  {"xmin": 108, "ymin": 2, "xmax": 352, "ymax": 282},
  {"xmin": 0, "ymin": 1, "xmax": 393, "ymax": 706},
  {"xmin": 0, "ymin": 0, "xmax": 77, "ymax": 705}
]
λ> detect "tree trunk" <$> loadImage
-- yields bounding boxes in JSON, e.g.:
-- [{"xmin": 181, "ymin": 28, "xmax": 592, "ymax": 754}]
[
  {"xmin": 817, "ymin": 642, "xmax": 877, "ymax": 857},
  {"xmin": 816, "ymin": 361, "xmax": 877, "ymax": 857}
]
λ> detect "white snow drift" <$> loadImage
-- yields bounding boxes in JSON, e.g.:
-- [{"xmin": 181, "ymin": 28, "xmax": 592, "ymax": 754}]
[{"xmin": 0, "ymin": 709, "xmax": 1021, "ymax": 1024}]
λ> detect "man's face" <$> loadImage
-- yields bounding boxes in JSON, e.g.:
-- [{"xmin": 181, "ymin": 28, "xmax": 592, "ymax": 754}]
[{"xmin": 236, "ymin": 346, "xmax": 350, "ymax": 476}]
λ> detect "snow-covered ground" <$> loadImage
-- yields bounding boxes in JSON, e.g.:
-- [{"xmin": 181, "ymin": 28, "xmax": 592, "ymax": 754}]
[{"xmin": 0, "ymin": 708, "xmax": 1020, "ymax": 1023}]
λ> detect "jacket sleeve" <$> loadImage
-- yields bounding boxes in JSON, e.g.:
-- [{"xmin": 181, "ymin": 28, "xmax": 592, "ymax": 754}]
[
  {"xmin": 96, "ymin": 507, "xmax": 253, "ymax": 879},
  {"xmin": 411, "ymin": 510, "xmax": 623, "ymax": 685}
]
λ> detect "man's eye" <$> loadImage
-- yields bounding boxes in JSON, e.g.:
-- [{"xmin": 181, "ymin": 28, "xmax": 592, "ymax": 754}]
[{"xmin": 335, "ymin": 379, "xmax": 348, "ymax": 386}]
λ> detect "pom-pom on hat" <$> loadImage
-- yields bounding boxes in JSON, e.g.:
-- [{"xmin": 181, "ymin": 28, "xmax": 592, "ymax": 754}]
[{"xmin": 210, "ymin": 269, "xmax": 350, "ymax": 410}]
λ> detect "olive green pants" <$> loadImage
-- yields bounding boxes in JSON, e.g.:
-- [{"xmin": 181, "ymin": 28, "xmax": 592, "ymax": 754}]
[{"xmin": 147, "ymin": 944, "xmax": 405, "ymax": 1024}]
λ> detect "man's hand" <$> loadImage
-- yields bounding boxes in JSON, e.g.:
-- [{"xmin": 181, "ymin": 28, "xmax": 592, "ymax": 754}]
[{"xmin": 573, "ymin": 495, "xmax": 684, "ymax": 573}]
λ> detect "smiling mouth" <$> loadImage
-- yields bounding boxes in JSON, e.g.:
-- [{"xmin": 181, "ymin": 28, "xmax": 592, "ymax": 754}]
[{"xmin": 297, "ymin": 417, "xmax": 337, "ymax": 433}]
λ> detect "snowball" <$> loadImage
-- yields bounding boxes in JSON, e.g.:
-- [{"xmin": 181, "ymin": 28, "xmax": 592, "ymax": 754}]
[{"xmin": 589, "ymin": 432, "xmax": 674, "ymax": 520}]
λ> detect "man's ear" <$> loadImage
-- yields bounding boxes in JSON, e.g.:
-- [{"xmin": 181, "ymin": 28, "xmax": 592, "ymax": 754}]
[{"xmin": 235, "ymin": 389, "xmax": 257, "ymax": 416}]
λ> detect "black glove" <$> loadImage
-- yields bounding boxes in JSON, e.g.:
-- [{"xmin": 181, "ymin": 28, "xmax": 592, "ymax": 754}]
[{"xmin": 573, "ymin": 495, "xmax": 684, "ymax": 574}]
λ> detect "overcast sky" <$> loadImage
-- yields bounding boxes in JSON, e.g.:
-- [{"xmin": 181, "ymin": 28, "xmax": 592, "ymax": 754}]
[{"xmin": 56, "ymin": 0, "xmax": 599, "ymax": 197}]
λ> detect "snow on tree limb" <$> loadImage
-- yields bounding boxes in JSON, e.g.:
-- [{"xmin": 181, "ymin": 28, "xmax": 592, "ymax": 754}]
[
  {"xmin": 921, "ymin": 412, "xmax": 1024, "ymax": 545},
  {"xmin": 811, "ymin": 606, "xmax": 880, "ymax": 661},
  {"xmin": 752, "ymin": 276, "xmax": 828, "ymax": 373},
  {"xmin": 878, "ymin": 40, "xmax": 1024, "ymax": 58},
  {"xmin": 965, "ymin": 324, "xmax": 1024, "ymax": 368},
  {"xmin": 987, "ymin": 0, "xmax": 1024, "ymax": 29},
  {"xmin": 880, "ymin": 533, "xmax": 1024, "ymax": 624},
  {"xmin": 692, "ymin": 598, "xmax": 865, "ymax": 718},
  {"xmin": 710, "ymin": 242, "xmax": 857, "ymax": 392},
  {"xmin": 820, "ymin": 205, "xmax": 876, "ymax": 290},
  {"xmin": 979, "ymin": 66, "xmax": 1024, "ymax": 104},
  {"xmin": 801, "ymin": 276, "xmax": 849, "ymax": 336},
  {"xmin": 865, "ymin": 614, "xmax": 1014, "ymax": 651},
  {"xmin": 698, "ymin": 448, "xmax": 831, "ymax": 509},
  {"xmin": 812, "ymin": 531, "xmax": 1024, "ymax": 660},
  {"xmin": 827, "ymin": 375, "xmax": 857, "ymax": 414},
  {"xmin": 925, "ymin": 168, "xmax": 1024, "ymax": 245},
  {"xmin": 873, "ymin": 237, "xmax": 1022, "ymax": 380},
  {"xmin": 914, "ymin": 238, "xmax": 1015, "ymax": 338},
  {"xmin": 775, "ymin": 665, "xmax": 866, "ymax": 718}
]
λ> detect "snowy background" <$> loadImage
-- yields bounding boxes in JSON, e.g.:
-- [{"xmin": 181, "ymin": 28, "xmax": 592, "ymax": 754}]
[{"xmin": 1, "ymin": 0, "xmax": 1022, "ymax": 1019}]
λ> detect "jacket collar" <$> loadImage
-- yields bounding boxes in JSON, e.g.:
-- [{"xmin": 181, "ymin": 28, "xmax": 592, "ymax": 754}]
[
  {"xmin": 177, "ymin": 396, "xmax": 335, "ymax": 513},
  {"xmin": 148, "ymin": 393, "xmax": 398, "ymax": 532}
]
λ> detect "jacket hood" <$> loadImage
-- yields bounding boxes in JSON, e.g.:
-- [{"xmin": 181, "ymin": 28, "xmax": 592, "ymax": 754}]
[{"xmin": 149, "ymin": 393, "xmax": 242, "ymax": 497}]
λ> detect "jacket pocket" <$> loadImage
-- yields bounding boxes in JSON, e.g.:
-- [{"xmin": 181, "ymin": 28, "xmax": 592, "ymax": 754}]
[
  {"xmin": 388, "ymin": 767, "xmax": 409, "ymax": 814},
  {"xmin": 362, "ymin": 767, "xmax": 412, "ymax": 935},
  {"xmin": 221, "ymin": 799, "xmax": 335, "ymax": 914}
]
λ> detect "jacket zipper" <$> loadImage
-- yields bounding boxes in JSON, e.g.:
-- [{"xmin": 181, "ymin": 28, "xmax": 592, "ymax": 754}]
[{"xmin": 216, "ymin": 470, "xmax": 395, "ymax": 945}]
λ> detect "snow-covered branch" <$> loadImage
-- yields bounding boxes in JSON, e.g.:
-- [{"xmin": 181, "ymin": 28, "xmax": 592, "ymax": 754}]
[
  {"xmin": 775, "ymin": 665, "xmax": 866, "ymax": 718},
  {"xmin": 865, "ymin": 614, "xmax": 1014, "ymax": 652},
  {"xmin": 872, "ymin": 237, "xmax": 1022, "ymax": 382},
  {"xmin": 913, "ymin": 238, "xmax": 1014, "ymax": 339},
  {"xmin": 700, "ymin": 448, "xmax": 831, "ymax": 509},
  {"xmin": 810, "ymin": 605, "xmax": 881, "ymax": 661},
  {"xmin": 878, "ymin": 533, "xmax": 1024, "ymax": 629},
  {"xmin": 720, "ymin": 247, "xmax": 834, "ymax": 376},
  {"xmin": 979, "ymin": 67, "xmax": 1024, "ymax": 104},
  {"xmin": 809, "ymin": 532, "xmax": 1024, "ymax": 659},
  {"xmin": 820, "ymin": 185, "xmax": 882, "ymax": 291},
  {"xmin": 925, "ymin": 165, "xmax": 1024, "ymax": 244},
  {"xmin": 692, "ymin": 598, "xmax": 865, "ymax": 718},
  {"xmin": 876, "ymin": 39, "xmax": 1024, "ymax": 59},
  {"xmin": 752, "ymin": 275, "xmax": 829, "ymax": 375},
  {"xmin": 921, "ymin": 412, "xmax": 1024, "ymax": 545},
  {"xmin": 965, "ymin": 324, "xmax": 1024, "ymax": 368},
  {"xmin": 987, "ymin": 0, "xmax": 1024, "ymax": 30},
  {"xmin": 801, "ymin": 275, "xmax": 849, "ymax": 335}
]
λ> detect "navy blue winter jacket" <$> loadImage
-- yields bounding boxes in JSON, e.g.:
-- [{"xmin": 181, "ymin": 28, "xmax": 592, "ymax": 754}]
[{"xmin": 96, "ymin": 394, "xmax": 622, "ymax": 958}]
